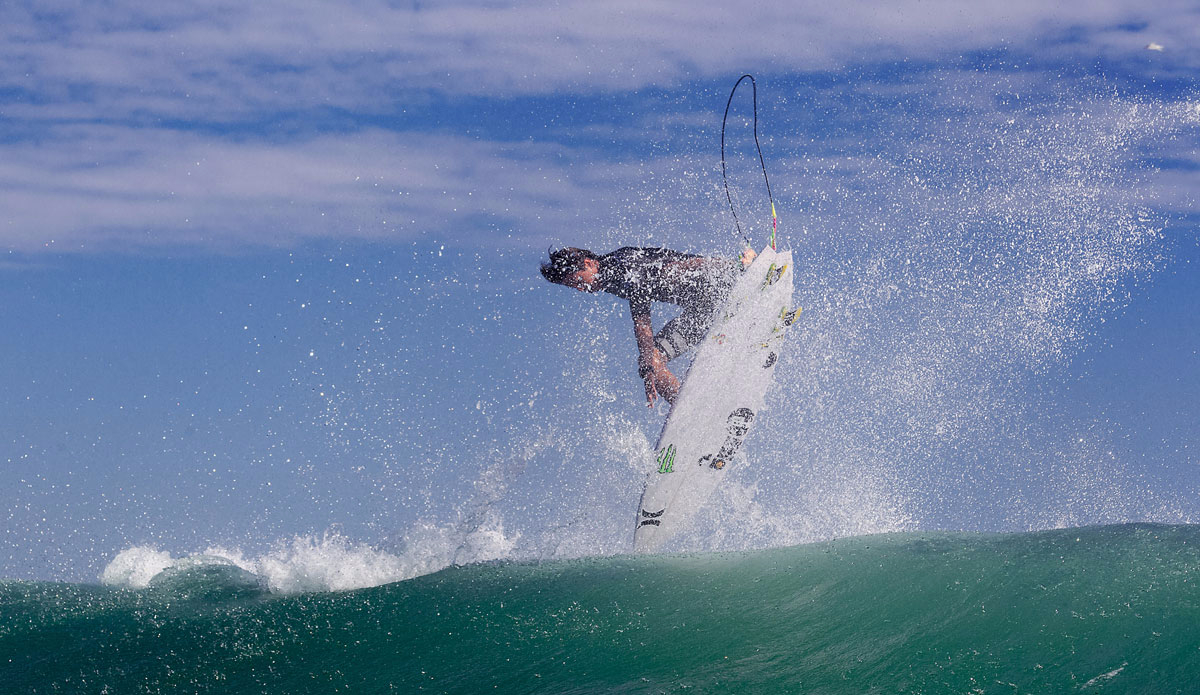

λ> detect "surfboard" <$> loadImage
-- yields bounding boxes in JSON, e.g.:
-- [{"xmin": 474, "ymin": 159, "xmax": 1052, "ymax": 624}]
[{"xmin": 633, "ymin": 246, "xmax": 797, "ymax": 553}]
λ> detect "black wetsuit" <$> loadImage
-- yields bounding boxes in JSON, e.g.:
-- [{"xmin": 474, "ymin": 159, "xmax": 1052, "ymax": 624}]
[{"xmin": 595, "ymin": 247, "xmax": 739, "ymax": 361}]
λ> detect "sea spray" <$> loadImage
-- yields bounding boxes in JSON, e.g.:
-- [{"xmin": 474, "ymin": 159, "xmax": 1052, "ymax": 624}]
[{"xmin": 284, "ymin": 82, "xmax": 1199, "ymax": 569}]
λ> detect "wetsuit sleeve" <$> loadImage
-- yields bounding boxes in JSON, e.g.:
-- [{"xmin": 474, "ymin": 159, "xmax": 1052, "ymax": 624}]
[{"xmin": 628, "ymin": 295, "xmax": 651, "ymax": 320}]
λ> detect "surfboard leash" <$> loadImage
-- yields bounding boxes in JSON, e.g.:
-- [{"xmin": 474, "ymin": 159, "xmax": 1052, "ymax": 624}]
[{"xmin": 720, "ymin": 74, "xmax": 778, "ymax": 251}]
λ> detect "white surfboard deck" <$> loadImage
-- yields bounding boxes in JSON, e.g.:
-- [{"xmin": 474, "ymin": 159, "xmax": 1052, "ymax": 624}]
[{"xmin": 633, "ymin": 246, "xmax": 796, "ymax": 553}]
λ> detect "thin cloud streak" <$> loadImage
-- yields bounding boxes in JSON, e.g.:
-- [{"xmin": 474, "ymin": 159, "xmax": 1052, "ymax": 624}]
[
  {"xmin": 3, "ymin": 89, "xmax": 1195, "ymax": 255},
  {"xmin": 0, "ymin": 127, "xmax": 605, "ymax": 252},
  {"xmin": 3, "ymin": 0, "xmax": 1195, "ymax": 121}
]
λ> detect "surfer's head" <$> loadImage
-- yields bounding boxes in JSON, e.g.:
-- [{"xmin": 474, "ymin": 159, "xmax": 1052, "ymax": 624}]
[{"xmin": 541, "ymin": 247, "xmax": 601, "ymax": 292}]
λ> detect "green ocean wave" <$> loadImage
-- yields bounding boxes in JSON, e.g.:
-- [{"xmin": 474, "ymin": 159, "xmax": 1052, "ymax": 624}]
[{"xmin": 3, "ymin": 523, "xmax": 1199, "ymax": 693}]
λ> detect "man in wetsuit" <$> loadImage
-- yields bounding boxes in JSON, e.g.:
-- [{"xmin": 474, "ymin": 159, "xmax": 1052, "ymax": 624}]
[{"xmin": 541, "ymin": 246, "xmax": 755, "ymax": 406}]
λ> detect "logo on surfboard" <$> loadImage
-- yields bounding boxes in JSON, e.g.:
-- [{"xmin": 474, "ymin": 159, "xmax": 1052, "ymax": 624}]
[
  {"xmin": 637, "ymin": 508, "xmax": 665, "ymax": 528},
  {"xmin": 698, "ymin": 407, "xmax": 755, "ymax": 470},
  {"xmin": 761, "ymin": 262, "xmax": 789, "ymax": 289},
  {"xmin": 655, "ymin": 444, "xmax": 677, "ymax": 474}
]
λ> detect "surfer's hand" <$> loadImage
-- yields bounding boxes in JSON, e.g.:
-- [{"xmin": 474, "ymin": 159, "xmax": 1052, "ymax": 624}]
[
  {"xmin": 643, "ymin": 365, "xmax": 679, "ymax": 407},
  {"xmin": 640, "ymin": 350, "xmax": 665, "ymax": 406},
  {"xmin": 643, "ymin": 372, "xmax": 658, "ymax": 406},
  {"xmin": 654, "ymin": 366, "xmax": 680, "ymax": 405},
  {"xmin": 639, "ymin": 348, "xmax": 678, "ymax": 406},
  {"xmin": 740, "ymin": 246, "xmax": 757, "ymax": 268}
]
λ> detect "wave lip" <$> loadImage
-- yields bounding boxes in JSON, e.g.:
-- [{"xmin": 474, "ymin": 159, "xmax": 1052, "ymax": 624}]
[
  {"xmin": 100, "ymin": 546, "xmax": 175, "ymax": 589},
  {"xmin": 99, "ymin": 537, "xmax": 411, "ymax": 595},
  {"xmin": 144, "ymin": 556, "xmax": 267, "ymax": 601},
  {"xmin": 97, "ymin": 518, "xmax": 520, "ymax": 595}
]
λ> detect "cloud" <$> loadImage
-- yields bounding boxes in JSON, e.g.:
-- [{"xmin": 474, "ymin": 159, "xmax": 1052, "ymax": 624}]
[
  {"xmin": 3, "ymin": 77, "xmax": 1197, "ymax": 255},
  {"xmin": 4, "ymin": 0, "xmax": 1197, "ymax": 120},
  {"xmin": 1, "ymin": 1, "xmax": 1197, "ymax": 254},
  {"xmin": 0, "ymin": 125, "xmax": 626, "ymax": 252}
]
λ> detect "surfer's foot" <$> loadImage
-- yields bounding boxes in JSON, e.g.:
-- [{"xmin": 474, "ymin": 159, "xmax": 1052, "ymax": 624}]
[{"xmin": 740, "ymin": 246, "xmax": 757, "ymax": 268}]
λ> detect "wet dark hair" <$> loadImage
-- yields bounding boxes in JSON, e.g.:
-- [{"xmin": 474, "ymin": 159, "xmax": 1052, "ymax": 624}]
[{"xmin": 540, "ymin": 247, "xmax": 599, "ymax": 284}]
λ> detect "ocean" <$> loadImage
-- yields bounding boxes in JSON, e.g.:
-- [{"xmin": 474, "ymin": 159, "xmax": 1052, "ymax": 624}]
[{"xmin": 4, "ymin": 523, "xmax": 1197, "ymax": 693}]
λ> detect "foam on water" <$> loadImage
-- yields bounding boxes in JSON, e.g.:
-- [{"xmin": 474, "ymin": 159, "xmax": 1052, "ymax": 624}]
[
  {"xmin": 100, "ymin": 546, "xmax": 175, "ymax": 589},
  {"xmin": 101, "ymin": 514, "xmax": 520, "ymax": 593}
]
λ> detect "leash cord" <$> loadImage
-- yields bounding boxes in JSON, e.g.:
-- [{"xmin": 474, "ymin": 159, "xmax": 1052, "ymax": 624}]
[{"xmin": 720, "ymin": 74, "xmax": 778, "ymax": 250}]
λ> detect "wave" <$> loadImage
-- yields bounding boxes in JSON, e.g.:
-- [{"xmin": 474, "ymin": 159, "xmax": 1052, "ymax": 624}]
[
  {"xmin": 5, "ymin": 523, "xmax": 1199, "ymax": 693},
  {"xmin": 99, "ymin": 516, "xmax": 520, "ymax": 594}
]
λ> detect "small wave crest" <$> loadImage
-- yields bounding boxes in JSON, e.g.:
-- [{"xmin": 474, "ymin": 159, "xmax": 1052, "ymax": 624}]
[{"xmin": 100, "ymin": 516, "xmax": 520, "ymax": 594}]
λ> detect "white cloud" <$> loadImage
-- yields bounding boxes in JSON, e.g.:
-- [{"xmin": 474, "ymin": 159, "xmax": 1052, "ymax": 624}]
[
  {"xmin": 0, "ymin": 125, "xmax": 626, "ymax": 251},
  {"xmin": 1, "ymin": 1, "xmax": 1197, "ymax": 254},
  {"xmin": 4, "ymin": 0, "xmax": 1196, "ymax": 118},
  {"xmin": 3, "ymin": 83, "xmax": 1197, "ymax": 254}
]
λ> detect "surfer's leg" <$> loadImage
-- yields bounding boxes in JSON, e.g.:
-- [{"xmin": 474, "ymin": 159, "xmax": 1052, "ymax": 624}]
[{"xmin": 653, "ymin": 302, "xmax": 715, "ymax": 362}]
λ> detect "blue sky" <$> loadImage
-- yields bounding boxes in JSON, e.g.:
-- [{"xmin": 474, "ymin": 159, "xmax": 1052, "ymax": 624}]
[{"xmin": 2, "ymin": 1, "xmax": 1199, "ymax": 583}]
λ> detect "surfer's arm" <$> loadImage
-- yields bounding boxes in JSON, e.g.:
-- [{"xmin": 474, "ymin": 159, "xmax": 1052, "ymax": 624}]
[
  {"xmin": 632, "ymin": 311, "xmax": 658, "ymax": 368},
  {"xmin": 674, "ymin": 252, "xmax": 755, "ymax": 277},
  {"xmin": 633, "ymin": 311, "xmax": 680, "ymax": 406},
  {"xmin": 632, "ymin": 311, "xmax": 664, "ymax": 405}
]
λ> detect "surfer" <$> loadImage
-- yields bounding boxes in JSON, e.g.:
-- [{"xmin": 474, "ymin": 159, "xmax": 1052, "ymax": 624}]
[{"xmin": 541, "ymin": 246, "xmax": 755, "ymax": 406}]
